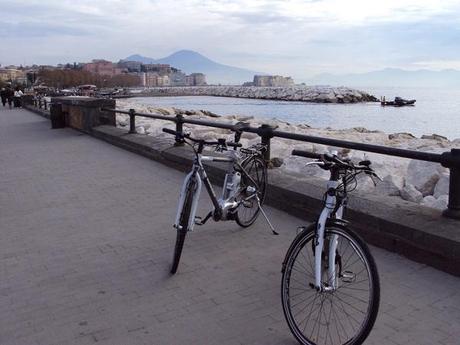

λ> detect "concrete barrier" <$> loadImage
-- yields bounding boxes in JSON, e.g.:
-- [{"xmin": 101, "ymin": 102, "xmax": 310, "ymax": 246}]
[{"xmin": 51, "ymin": 97, "xmax": 116, "ymax": 133}]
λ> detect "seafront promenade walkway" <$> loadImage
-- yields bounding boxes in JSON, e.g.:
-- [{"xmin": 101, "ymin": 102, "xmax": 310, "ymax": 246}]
[{"xmin": 1, "ymin": 106, "xmax": 459, "ymax": 345}]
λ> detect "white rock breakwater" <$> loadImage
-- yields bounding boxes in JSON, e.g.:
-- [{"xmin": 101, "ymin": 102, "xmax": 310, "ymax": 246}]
[
  {"xmin": 115, "ymin": 99, "xmax": 459, "ymax": 211},
  {"xmin": 133, "ymin": 86, "xmax": 378, "ymax": 103}
]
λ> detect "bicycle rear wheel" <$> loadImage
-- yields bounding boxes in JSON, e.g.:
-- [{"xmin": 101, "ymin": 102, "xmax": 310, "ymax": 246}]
[
  {"xmin": 170, "ymin": 177, "xmax": 197, "ymax": 274},
  {"xmin": 235, "ymin": 155, "xmax": 267, "ymax": 227},
  {"xmin": 281, "ymin": 224, "xmax": 380, "ymax": 345}
]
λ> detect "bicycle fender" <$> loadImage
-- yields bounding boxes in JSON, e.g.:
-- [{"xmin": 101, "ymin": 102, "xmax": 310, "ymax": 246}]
[{"xmin": 174, "ymin": 171, "xmax": 202, "ymax": 231}]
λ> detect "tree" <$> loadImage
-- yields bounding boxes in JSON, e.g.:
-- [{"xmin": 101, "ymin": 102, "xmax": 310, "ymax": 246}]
[{"xmin": 37, "ymin": 69, "xmax": 141, "ymax": 88}]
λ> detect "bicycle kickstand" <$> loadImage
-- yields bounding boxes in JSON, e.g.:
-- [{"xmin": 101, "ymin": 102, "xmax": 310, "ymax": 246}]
[{"xmin": 256, "ymin": 196, "xmax": 279, "ymax": 235}]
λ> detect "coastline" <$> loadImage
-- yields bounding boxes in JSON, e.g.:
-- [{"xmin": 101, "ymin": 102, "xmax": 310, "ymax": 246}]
[{"xmin": 114, "ymin": 98, "xmax": 457, "ymax": 210}]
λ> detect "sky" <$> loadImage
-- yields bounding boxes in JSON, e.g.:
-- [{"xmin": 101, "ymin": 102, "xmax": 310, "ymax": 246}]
[{"xmin": 1, "ymin": 0, "xmax": 459, "ymax": 79}]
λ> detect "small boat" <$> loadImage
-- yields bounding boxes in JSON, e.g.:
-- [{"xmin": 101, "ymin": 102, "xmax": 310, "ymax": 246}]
[{"xmin": 381, "ymin": 96, "xmax": 416, "ymax": 107}]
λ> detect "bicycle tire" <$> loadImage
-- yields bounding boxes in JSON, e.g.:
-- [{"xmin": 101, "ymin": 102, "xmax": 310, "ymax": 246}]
[
  {"xmin": 235, "ymin": 155, "xmax": 267, "ymax": 227},
  {"xmin": 170, "ymin": 177, "xmax": 196, "ymax": 274},
  {"xmin": 281, "ymin": 224, "xmax": 380, "ymax": 345}
]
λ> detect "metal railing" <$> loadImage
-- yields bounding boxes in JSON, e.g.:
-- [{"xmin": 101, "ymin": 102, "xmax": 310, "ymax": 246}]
[
  {"xmin": 33, "ymin": 97, "xmax": 48, "ymax": 110},
  {"xmin": 103, "ymin": 107, "xmax": 460, "ymax": 219}
]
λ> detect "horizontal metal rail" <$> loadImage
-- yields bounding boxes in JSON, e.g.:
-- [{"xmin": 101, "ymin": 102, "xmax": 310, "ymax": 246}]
[
  {"xmin": 101, "ymin": 106, "xmax": 460, "ymax": 219},
  {"xmin": 271, "ymin": 130, "xmax": 445, "ymax": 164}
]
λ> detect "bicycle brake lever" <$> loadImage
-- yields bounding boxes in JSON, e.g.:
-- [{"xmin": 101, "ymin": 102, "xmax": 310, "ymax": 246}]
[{"xmin": 305, "ymin": 161, "xmax": 324, "ymax": 167}]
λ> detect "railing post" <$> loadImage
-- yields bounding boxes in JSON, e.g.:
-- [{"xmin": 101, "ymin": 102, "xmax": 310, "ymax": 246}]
[
  {"xmin": 128, "ymin": 108, "xmax": 136, "ymax": 134},
  {"xmin": 175, "ymin": 114, "xmax": 184, "ymax": 146},
  {"xmin": 258, "ymin": 124, "xmax": 276, "ymax": 162},
  {"xmin": 443, "ymin": 148, "xmax": 460, "ymax": 220}
]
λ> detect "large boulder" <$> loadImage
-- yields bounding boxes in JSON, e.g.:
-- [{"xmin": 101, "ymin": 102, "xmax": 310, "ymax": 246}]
[
  {"xmin": 405, "ymin": 160, "xmax": 445, "ymax": 196},
  {"xmin": 434, "ymin": 173, "xmax": 450, "ymax": 198},
  {"xmin": 421, "ymin": 134, "xmax": 448, "ymax": 141},
  {"xmin": 117, "ymin": 118, "xmax": 128, "ymax": 127},
  {"xmin": 421, "ymin": 195, "xmax": 437, "ymax": 208},
  {"xmin": 423, "ymin": 195, "xmax": 448, "ymax": 210},
  {"xmin": 135, "ymin": 126, "xmax": 145, "ymax": 135},
  {"xmin": 434, "ymin": 195, "xmax": 449, "ymax": 210},
  {"xmin": 400, "ymin": 184, "xmax": 423, "ymax": 203},
  {"xmin": 271, "ymin": 157, "xmax": 284, "ymax": 168},
  {"xmin": 375, "ymin": 175, "xmax": 404, "ymax": 196},
  {"xmin": 389, "ymin": 133, "xmax": 416, "ymax": 140}
]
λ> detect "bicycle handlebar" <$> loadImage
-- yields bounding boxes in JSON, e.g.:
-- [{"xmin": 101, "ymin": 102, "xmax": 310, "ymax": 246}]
[
  {"xmin": 292, "ymin": 149, "xmax": 374, "ymax": 172},
  {"xmin": 292, "ymin": 149, "xmax": 321, "ymax": 160},
  {"xmin": 162, "ymin": 128, "xmax": 242, "ymax": 148}
]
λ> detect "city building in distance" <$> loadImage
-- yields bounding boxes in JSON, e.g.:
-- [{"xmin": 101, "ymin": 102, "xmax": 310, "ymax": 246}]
[
  {"xmin": 0, "ymin": 59, "xmax": 207, "ymax": 88},
  {"xmin": 243, "ymin": 75, "xmax": 295, "ymax": 87},
  {"xmin": 0, "ymin": 67, "xmax": 27, "ymax": 85},
  {"xmin": 82, "ymin": 60, "xmax": 123, "ymax": 77}
]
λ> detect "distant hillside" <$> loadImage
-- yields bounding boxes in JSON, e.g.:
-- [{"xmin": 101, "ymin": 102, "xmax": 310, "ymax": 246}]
[
  {"xmin": 308, "ymin": 68, "xmax": 460, "ymax": 87},
  {"xmin": 122, "ymin": 54, "xmax": 156, "ymax": 64},
  {"xmin": 123, "ymin": 50, "xmax": 261, "ymax": 85}
]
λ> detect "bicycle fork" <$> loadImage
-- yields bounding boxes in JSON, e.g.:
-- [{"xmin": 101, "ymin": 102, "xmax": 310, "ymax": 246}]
[
  {"xmin": 174, "ymin": 171, "xmax": 202, "ymax": 232},
  {"xmin": 314, "ymin": 181, "xmax": 341, "ymax": 291}
]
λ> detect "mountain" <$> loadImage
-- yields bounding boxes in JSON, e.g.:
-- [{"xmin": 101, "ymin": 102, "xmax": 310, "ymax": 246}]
[
  {"xmin": 308, "ymin": 68, "xmax": 460, "ymax": 87},
  {"xmin": 122, "ymin": 54, "xmax": 157, "ymax": 64},
  {"xmin": 122, "ymin": 50, "xmax": 261, "ymax": 85}
]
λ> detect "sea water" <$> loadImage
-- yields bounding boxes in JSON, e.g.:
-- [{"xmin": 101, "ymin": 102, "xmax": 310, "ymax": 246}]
[{"xmin": 128, "ymin": 86, "xmax": 460, "ymax": 140}]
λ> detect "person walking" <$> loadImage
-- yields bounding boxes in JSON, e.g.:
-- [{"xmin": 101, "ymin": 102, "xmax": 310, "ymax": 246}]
[
  {"xmin": 0, "ymin": 87, "xmax": 7, "ymax": 107},
  {"xmin": 13, "ymin": 87, "xmax": 23, "ymax": 108},
  {"xmin": 6, "ymin": 87, "xmax": 14, "ymax": 109}
]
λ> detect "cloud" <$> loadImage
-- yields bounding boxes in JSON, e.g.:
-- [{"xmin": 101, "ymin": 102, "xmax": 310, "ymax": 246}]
[
  {"xmin": 0, "ymin": 22, "xmax": 89, "ymax": 38},
  {"xmin": 223, "ymin": 11, "xmax": 299, "ymax": 24},
  {"xmin": 0, "ymin": 0, "xmax": 459, "ymax": 77}
]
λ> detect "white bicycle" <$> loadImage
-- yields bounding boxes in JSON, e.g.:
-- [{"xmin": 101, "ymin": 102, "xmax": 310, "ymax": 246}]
[{"xmin": 281, "ymin": 150, "xmax": 380, "ymax": 345}]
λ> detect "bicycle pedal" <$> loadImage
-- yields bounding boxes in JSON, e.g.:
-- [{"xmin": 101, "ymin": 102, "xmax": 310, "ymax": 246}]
[
  {"xmin": 242, "ymin": 200, "xmax": 252, "ymax": 207},
  {"xmin": 194, "ymin": 211, "xmax": 213, "ymax": 226}
]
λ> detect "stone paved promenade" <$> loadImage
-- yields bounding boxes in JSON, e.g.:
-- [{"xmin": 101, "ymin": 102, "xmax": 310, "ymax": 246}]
[{"xmin": 1, "ymin": 107, "xmax": 459, "ymax": 345}]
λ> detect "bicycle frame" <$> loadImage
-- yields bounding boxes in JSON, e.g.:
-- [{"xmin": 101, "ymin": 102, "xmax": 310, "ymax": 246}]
[{"xmin": 174, "ymin": 151, "xmax": 258, "ymax": 231}]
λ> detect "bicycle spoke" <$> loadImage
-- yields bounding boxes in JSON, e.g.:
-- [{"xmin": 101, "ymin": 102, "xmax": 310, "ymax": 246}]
[{"xmin": 282, "ymin": 227, "xmax": 379, "ymax": 345}]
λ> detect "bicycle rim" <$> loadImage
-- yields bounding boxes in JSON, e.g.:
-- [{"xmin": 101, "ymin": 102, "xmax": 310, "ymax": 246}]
[{"xmin": 281, "ymin": 226, "xmax": 380, "ymax": 345}]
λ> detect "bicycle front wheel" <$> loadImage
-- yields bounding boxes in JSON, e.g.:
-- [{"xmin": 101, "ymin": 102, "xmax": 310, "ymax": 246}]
[
  {"xmin": 170, "ymin": 177, "xmax": 197, "ymax": 274},
  {"xmin": 235, "ymin": 155, "xmax": 267, "ymax": 227},
  {"xmin": 281, "ymin": 225, "xmax": 380, "ymax": 345}
]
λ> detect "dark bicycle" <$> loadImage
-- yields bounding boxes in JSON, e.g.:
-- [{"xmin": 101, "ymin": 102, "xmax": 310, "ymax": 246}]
[{"xmin": 162, "ymin": 128, "xmax": 276, "ymax": 274}]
